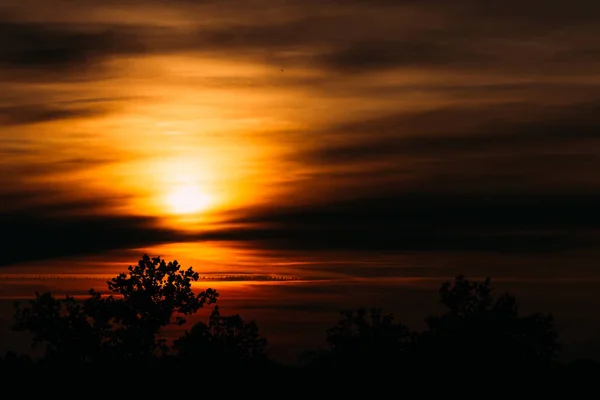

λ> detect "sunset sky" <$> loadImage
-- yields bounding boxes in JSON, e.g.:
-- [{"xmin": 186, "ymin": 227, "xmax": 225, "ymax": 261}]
[{"xmin": 2, "ymin": 0, "xmax": 600, "ymax": 362}]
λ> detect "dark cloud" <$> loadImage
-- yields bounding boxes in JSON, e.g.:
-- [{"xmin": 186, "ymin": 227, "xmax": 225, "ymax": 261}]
[
  {"xmin": 188, "ymin": 2, "xmax": 600, "ymax": 74},
  {"xmin": 0, "ymin": 103, "xmax": 109, "ymax": 126},
  {"xmin": 0, "ymin": 17, "xmax": 330, "ymax": 74},
  {"xmin": 0, "ymin": 159, "xmax": 118, "ymax": 185},
  {"xmin": 315, "ymin": 103, "xmax": 545, "ymax": 138},
  {"xmin": 183, "ymin": 101, "xmax": 600, "ymax": 257},
  {"xmin": 197, "ymin": 192, "xmax": 600, "ymax": 254},
  {"xmin": 452, "ymin": 1, "xmax": 600, "ymax": 28},
  {"xmin": 0, "ymin": 22, "xmax": 147, "ymax": 70},
  {"xmin": 230, "ymin": 193, "xmax": 600, "ymax": 230},
  {"xmin": 320, "ymin": 40, "xmax": 485, "ymax": 72},
  {"xmin": 304, "ymin": 100, "xmax": 600, "ymax": 164},
  {"xmin": 0, "ymin": 204, "xmax": 190, "ymax": 267},
  {"xmin": 196, "ymin": 16, "xmax": 333, "ymax": 50},
  {"xmin": 309, "ymin": 121, "xmax": 600, "ymax": 165},
  {"xmin": 2, "ymin": 1, "xmax": 599, "ymax": 78},
  {"xmin": 6, "ymin": 188, "xmax": 598, "ymax": 268},
  {"xmin": 369, "ymin": 0, "xmax": 600, "ymax": 32}
]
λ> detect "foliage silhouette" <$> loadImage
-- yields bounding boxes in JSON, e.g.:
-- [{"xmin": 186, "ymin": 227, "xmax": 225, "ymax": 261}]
[
  {"xmin": 302, "ymin": 307, "xmax": 412, "ymax": 371},
  {"xmin": 417, "ymin": 275, "xmax": 560, "ymax": 372},
  {"xmin": 173, "ymin": 305, "xmax": 267, "ymax": 366},
  {"xmin": 4, "ymin": 259, "xmax": 600, "ymax": 380},
  {"xmin": 12, "ymin": 255, "xmax": 223, "ymax": 366},
  {"xmin": 304, "ymin": 275, "xmax": 561, "ymax": 376}
]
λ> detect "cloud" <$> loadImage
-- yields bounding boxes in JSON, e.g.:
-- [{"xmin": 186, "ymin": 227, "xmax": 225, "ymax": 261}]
[
  {"xmin": 0, "ymin": 202, "xmax": 189, "ymax": 267},
  {"xmin": 0, "ymin": 22, "xmax": 147, "ymax": 70},
  {"xmin": 185, "ymin": 2, "xmax": 600, "ymax": 74},
  {"xmin": 6, "ymin": 187, "xmax": 598, "ymax": 268},
  {"xmin": 308, "ymin": 120, "xmax": 600, "ymax": 165},
  {"xmin": 212, "ymin": 93, "xmax": 600, "ymax": 253},
  {"xmin": 296, "ymin": 100, "xmax": 600, "ymax": 183},
  {"xmin": 2, "ymin": 1, "xmax": 599, "ymax": 80},
  {"xmin": 0, "ymin": 159, "xmax": 118, "ymax": 189},
  {"xmin": 0, "ymin": 103, "xmax": 109, "ymax": 126},
  {"xmin": 1, "ymin": 0, "xmax": 599, "ymax": 267},
  {"xmin": 319, "ymin": 40, "xmax": 485, "ymax": 72},
  {"xmin": 199, "ymin": 191, "xmax": 600, "ymax": 255}
]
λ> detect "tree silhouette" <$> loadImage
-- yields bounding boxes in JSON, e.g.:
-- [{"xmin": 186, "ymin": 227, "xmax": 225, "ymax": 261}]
[
  {"xmin": 173, "ymin": 305, "xmax": 267, "ymax": 366},
  {"xmin": 0, "ymin": 351, "xmax": 34, "ymax": 370},
  {"xmin": 417, "ymin": 275, "xmax": 560, "ymax": 372},
  {"xmin": 305, "ymin": 275, "xmax": 561, "ymax": 376},
  {"xmin": 13, "ymin": 255, "xmax": 218, "ymax": 366},
  {"xmin": 8, "ymin": 262, "xmax": 594, "ymax": 379},
  {"xmin": 302, "ymin": 307, "xmax": 412, "ymax": 371}
]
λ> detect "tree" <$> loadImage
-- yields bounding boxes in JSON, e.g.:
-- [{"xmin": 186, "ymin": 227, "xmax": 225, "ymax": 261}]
[
  {"xmin": 173, "ymin": 305, "xmax": 267, "ymax": 365},
  {"xmin": 303, "ymin": 307, "xmax": 412, "ymax": 371},
  {"xmin": 13, "ymin": 255, "xmax": 218, "ymax": 365},
  {"xmin": 417, "ymin": 275, "xmax": 560, "ymax": 371}
]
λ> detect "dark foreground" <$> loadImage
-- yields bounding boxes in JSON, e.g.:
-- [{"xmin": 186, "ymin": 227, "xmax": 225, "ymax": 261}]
[{"xmin": 1, "ymin": 256, "xmax": 599, "ymax": 389}]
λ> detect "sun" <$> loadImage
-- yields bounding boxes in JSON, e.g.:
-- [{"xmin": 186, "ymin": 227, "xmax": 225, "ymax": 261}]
[{"xmin": 165, "ymin": 184, "xmax": 213, "ymax": 215}]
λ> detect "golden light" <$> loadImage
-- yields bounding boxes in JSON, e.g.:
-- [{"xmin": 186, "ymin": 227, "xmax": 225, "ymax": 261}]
[{"xmin": 165, "ymin": 184, "xmax": 213, "ymax": 215}]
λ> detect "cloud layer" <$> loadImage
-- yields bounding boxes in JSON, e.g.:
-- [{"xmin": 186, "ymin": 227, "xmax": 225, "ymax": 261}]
[{"xmin": 2, "ymin": 0, "xmax": 600, "ymax": 272}]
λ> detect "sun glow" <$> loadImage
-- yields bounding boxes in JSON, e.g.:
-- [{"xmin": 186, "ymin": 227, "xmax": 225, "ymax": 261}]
[{"xmin": 165, "ymin": 184, "xmax": 213, "ymax": 215}]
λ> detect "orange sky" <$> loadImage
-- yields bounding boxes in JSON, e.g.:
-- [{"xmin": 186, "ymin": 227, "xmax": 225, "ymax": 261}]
[
  {"xmin": 3, "ymin": 1, "xmax": 600, "ymax": 231},
  {"xmin": 2, "ymin": 0, "xmax": 600, "ymax": 362},
  {"xmin": 2, "ymin": 0, "xmax": 600, "ymax": 279}
]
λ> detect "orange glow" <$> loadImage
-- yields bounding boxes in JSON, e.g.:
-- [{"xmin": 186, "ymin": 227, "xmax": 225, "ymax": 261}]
[
  {"xmin": 2, "ymin": 51, "xmax": 508, "ymax": 226},
  {"xmin": 164, "ymin": 184, "xmax": 213, "ymax": 215}
]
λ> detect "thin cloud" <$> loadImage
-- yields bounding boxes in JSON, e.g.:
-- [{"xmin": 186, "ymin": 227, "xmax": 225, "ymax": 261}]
[
  {"xmin": 2, "ymin": 2, "xmax": 599, "ymax": 78},
  {"xmin": 0, "ymin": 22, "xmax": 147, "ymax": 69},
  {"xmin": 318, "ymin": 40, "xmax": 486, "ymax": 72},
  {"xmin": 299, "ymin": 100, "xmax": 600, "ymax": 166},
  {"xmin": 0, "ymin": 103, "xmax": 109, "ymax": 126}
]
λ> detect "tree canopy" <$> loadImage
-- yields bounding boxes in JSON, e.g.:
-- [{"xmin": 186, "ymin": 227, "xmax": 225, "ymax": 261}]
[
  {"xmin": 5, "ymin": 256, "xmax": 598, "ymax": 380},
  {"xmin": 12, "ymin": 255, "xmax": 266, "ymax": 367}
]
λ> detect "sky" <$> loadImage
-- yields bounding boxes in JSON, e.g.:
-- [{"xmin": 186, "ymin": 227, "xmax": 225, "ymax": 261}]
[{"xmin": 2, "ymin": 0, "xmax": 600, "ymax": 362}]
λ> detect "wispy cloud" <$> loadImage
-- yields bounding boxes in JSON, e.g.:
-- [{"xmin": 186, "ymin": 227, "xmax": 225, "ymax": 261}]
[
  {"xmin": 0, "ymin": 103, "xmax": 110, "ymax": 125},
  {"xmin": 2, "ymin": 0, "xmax": 600, "ymax": 269},
  {"xmin": 0, "ymin": 22, "xmax": 147, "ymax": 70}
]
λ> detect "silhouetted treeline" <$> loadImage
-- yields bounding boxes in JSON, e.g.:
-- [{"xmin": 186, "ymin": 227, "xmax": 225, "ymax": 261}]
[{"xmin": 1, "ymin": 255, "xmax": 599, "ymax": 382}]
